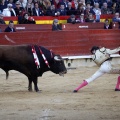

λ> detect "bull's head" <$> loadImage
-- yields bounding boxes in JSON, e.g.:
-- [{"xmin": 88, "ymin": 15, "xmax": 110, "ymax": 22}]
[{"xmin": 50, "ymin": 55, "xmax": 67, "ymax": 76}]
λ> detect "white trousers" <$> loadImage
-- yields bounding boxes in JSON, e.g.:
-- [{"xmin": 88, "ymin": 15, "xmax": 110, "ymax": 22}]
[{"xmin": 86, "ymin": 61, "xmax": 120, "ymax": 83}]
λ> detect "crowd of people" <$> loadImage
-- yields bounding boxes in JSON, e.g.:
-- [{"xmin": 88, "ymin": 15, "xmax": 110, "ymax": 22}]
[
  {"xmin": 0, "ymin": 0, "xmax": 120, "ymax": 17},
  {"xmin": 1, "ymin": 0, "xmax": 120, "ymax": 31}
]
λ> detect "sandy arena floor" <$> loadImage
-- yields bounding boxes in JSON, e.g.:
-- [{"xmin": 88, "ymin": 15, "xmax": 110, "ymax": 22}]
[{"xmin": 0, "ymin": 66, "xmax": 120, "ymax": 120}]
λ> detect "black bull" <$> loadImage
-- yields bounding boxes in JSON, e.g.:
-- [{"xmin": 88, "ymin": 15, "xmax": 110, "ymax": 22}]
[{"xmin": 0, "ymin": 45, "xmax": 67, "ymax": 92}]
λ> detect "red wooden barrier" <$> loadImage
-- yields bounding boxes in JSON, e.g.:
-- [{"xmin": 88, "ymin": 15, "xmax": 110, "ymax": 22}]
[
  {"xmin": 0, "ymin": 24, "xmax": 52, "ymax": 32},
  {"xmin": 62, "ymin": 23, "xmax": 105, "ymax": 30},
  {"xmin": 1, "ymin": 22, "xmax": 119, "ymax": 32},
  {"xmin": 0, "ymin": 30, "xmax": 119, "ymax": 56}
]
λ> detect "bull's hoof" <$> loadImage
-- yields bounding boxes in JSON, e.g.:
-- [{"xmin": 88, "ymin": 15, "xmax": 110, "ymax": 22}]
[
  {"xmin": 28, "ymin": 88, "xmax": 33, "ymax": 92},
  {"xmin": 73, "ymin": 90, "xmax": 78, "ymax": 93},
  {"xmin": 115, "ymin": 88, "xmax": 120, "ymax": 91},
  {"xmin": 35, "ymin": 89, "xmax": 42, "ymax": 92}
]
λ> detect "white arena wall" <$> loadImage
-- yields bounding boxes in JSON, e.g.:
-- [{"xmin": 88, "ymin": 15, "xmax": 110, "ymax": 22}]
[{"xmin": 63, "ymin": 54, "xmax": 120, "ymax": 68}]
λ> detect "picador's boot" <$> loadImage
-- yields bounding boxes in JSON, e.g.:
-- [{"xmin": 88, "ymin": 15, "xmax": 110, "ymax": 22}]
[
  {"xmin": 73, "ymin": 80, "xmax": 88, "ymax": 93},
  {"xmin": 115, "ymin": 76, "xmax": 120, "ymax": 91}
]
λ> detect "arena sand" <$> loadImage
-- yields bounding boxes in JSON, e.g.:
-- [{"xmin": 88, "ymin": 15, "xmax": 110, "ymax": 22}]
[{"xmin": 0, "ymin": 66, "xmax": 120, "ymax": 120}]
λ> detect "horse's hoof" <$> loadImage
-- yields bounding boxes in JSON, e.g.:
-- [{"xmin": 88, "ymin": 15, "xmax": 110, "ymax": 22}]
[{"xmin": 73, "ymin": 90, "xmax": 78, "ymax": 93}]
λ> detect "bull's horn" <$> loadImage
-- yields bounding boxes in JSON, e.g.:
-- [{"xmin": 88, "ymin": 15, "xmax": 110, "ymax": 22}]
[{"xmin": 54, "ymin": 56, "xmax": 62, "ymax": 61}]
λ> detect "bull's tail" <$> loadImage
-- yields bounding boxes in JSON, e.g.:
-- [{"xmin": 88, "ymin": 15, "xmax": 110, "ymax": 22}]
[
  {"xmin": 6, "ymin": 71, "xmax": 9, "ymax": 80},
  {"xmin": 2, "ymin": 69, "xmax": 9, "ymax": 80}
]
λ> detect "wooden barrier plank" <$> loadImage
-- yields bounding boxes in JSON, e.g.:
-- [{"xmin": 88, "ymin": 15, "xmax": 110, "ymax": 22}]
[
  {"xmin": 1, "ymin": 22, "xmax": 119, "ymax": 32},
  {"xmin": 0, "ymin": 24, "xmax": 52, "ymax": 32},
  {"xmin": 0, "ymin": 30, "xmax": 119, "ymax": 56},
  {"xmin": 62, "ymin": 23, "xmax": 105, "ymax": 30}
]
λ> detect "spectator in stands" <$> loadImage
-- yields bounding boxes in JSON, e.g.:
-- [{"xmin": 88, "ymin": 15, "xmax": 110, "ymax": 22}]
[
  {"xmin": 84, "ymin": 3, "xmax": 95, "ymax": 17},
  {"xmin": 106, "ymin": 0, "xmax": 113, "ymax": 9},
  {"xmin": 43, "ymin": 0, "xmax": 51, "ymax": 9},
  {"xmin": 76, "ymin": 13, "xmax": 85, "ymax": 23},
  {"xmin": 85, "ymin": 0, "xmax": 94, "ymax": 7},
  {"xmin": 46, "ymin": 4, "xmax": 58, "ymax": 16},
  {"xmin": 110, "ymin": 2, "xmax": 118, "ymax": 14},
  {"xmin": 101, "ymin": 2, "xmax": 111, "ymax": 14},
  {"xmin": 53, "ymin": 0, "xmax": 61, "ymax": 9},
  {"xmin": 104, "ymin": 19, "xmax": 112, "ymax": 29},
  {"xmin": 26, "ymin": 2, "xmax": 33, "ymax": 16},
  {"xmin": 19, "ymin": 0, "xmax": 27, "ymax": 9},
  {"xmin": 60, "ymin": 0, "xmax": 69, "ymax": 9},
  {"xmin": 71, "ymin": 0, "xmax": 79, "ymax": 10},
  {"xmin": 112, "ymin": 12, "xmax": 120, "ymax": 22},
  {"xmin": 116, "ymin": 0, "xmax": 120, "ymax": 12},
  {"xmin": 4, "ymin": 20, "xmax": 16, "ymax": 32},
  {"xmin": 5, "ymin": 0, "xmax": 16, "ymax": 8},
  {"xmin": 67, "ymin": 14, "xmax": 77, "ymax": 24},
  {"xmin": 52, "ymin": 19, "xmax": 62, "ymax": 31},
  {"xmin": 32, "ymin": 2, "xmax": 44, "ymax": 16},
  {"xmin": 18, "ymin": 12, "xmax": 36, "ymax": 24},
  {"xmin": 57, "ymin": 4, "xmax": 67, "ymax": 16},
  {"xmin": 2, "ymin": 3, "xmax": 16, "ymax": 16},
  {"xmin": 0, "ymin": 0, "xmax": 6, "ymax": 13},
  {"xmin": 93, "ymin": 3, "xmax": 101, "ymax": 22},
  {"xmin": 38, "ymin": 0, "xmax": 46, "ymax": 14},
  {"xmin": 66, "ymin": 2, "xmax": 75, "ymax": 15},
  {"xmin": 76, "ymin": 3, "xmax": 85, "ymax": 15},
  {"xmin": 93, "ymin": 3, "xmax": 101, "ymax": 16},
  {"xmin": 85, "ymin": 13, "xmax": 95, "ymax": 22},
  {"xmin": 0, "ymin": 13, "xmax": 6, "ymax": 24},
  {"xmin": 14, "ymin": 1, "xmax": 25, "ymax": 16}
]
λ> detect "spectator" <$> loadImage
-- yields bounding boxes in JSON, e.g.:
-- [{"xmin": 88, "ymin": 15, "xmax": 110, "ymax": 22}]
[
  {"xmin": 106, "ymin": 0, "xmax": 113, "ymax": 9},
  {"xmin": 110, "ymin": 2, "xmax": 118, "ymax": 14},
  {"xmin": 76, "ymin": 3, "xmax": 85, "ymax": 15},
  {"xmin": 85, "ymin": 0, "xmax": 94, "ymax": 7},
  {"xmin": 53, "ymin": 0, "xmax": 61, "ymax": 9},
  {"xmin": 42, "ymin": 0, "xmax": 51, "ymax": 14},
  {"xmin": 0, "ymin": 13, "xmax": 6, "ymax": 24},
  {"xmin": 19, "ymin": 0, "xmax": 27, "ymax": 9},
  {"xmin": 38, "ymin": 0, "xmax": 46, "ymax": 14},
  {"xmin": 93, "ymin": 3, "xmax": 101, "ymax": 16},
  {"xmin": 67, "ymin": 14, "xmax": 77, "ymax": 24},
  {"xmin": 52, "ymin": 19, "xmax": 62, "ymax": 31},
  {"xmin": 6, "ymin": 0, "xmax": 16, "ymax": 8},
  {"xmin": 57, "ymin": 4, "xmax": 67, "ymax": 16},
  {"xmin": 0, "ymin": 0, "xmax": 6, "ymax": 13},
  {"xmin": 71, "ymin": 0, "xmax": 79, "ymax": 10},
  {"xmin": 66, "ymin": 2, "xmax": 75, "ymax": 15},
  {"xmin": 101, "ymin": 2, "xmax": 111, "ymax": 14},
  {"xmin": 32, "ymin": 2, "xmax": 44, "ymax": 16},
  {"xmin": 60, "ymin": 0, "xmax": 69, "ymax": 9},
  {"xmin": 14, "ymin": 1, "xmax": 25, "ymax": 16},
  {"xmin": 76, "ymin": 13, "xmax": 85, "ymax": 23},
  {"xmin": 116, "ymin": 0, "xmax": 120, "ymax": 12},
  {"xmin": 2, "ymin": 3, "xmax": 16, "ymax": 16},
  {"xmin": 26, "ymin": 2, "xmax": 33, "ymax": 16},
  {"xmin": 84, "ymin": 3, "xmax": 95, "ymax": 17},
  {"xmin": 46, "ymin": 4, "xmax": 58, "ymax": 16},
  {"xmin": 43, "ymin": 0, "xmax": 51, "ymax": 9},
  {"xmin": 4, "ymin": 20, "xmax": 16, "ymax": 32},
  {"xmin": 104, "ymin": 19, "xmax": 112, "ymax": 29},
  {"xmin": 93, "ymin": 3, "xmax": 101, "ymax": 22},
  {"xmin": 18, "ymin": 12, "xmax": 36, "ymax": 24},
  {"xmin": 85, "ymin": 13, "xmax": 95, "ymax": 22},
  {"xmin": 112, "ymin": 12, "xmax": 120, "ymax": 22}
]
